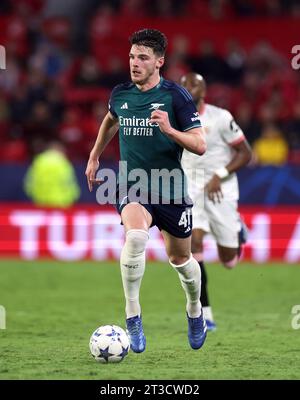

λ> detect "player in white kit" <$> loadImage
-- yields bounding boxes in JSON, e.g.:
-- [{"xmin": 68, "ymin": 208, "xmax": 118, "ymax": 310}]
[{"xmin": 181, "ymin": 73, "xmax": 252, "ymax": 330}]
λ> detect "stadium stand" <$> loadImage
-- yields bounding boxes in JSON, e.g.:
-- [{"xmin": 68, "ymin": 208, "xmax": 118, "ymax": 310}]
[{"xmin": 0, "ymin": 0, "xmax": 299, "ymax": 203}]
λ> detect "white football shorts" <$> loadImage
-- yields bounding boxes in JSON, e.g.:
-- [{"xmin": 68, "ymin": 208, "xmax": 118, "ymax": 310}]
[{"xmin": 192, "ymin": 195, "xmax": 241, "ymax": 248}]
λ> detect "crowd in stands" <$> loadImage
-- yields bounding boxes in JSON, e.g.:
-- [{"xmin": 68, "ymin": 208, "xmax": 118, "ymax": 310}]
[{"xmin": 0, "ymin": 0, "xmax": 299, "ymax": 166}]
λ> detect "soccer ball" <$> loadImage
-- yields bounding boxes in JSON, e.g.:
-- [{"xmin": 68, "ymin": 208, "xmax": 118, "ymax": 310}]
[{"xmin": 89, "ymin": 325, "xmax": 130, "ymax": 363}]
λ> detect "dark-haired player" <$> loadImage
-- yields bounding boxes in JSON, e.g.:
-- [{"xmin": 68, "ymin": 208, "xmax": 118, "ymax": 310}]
[
  {"xmin": 85, "ymin": 29, "xmax": 207, "ymax": 352},
  {"xmin": 181, "ymin": 72, "xmax": 252, "ymax": 330}
]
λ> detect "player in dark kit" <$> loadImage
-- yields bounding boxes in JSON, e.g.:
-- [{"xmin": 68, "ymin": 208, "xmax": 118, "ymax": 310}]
[{"xmin": 85, "ymin": 29, "xmax": 207, "ymax": 352}]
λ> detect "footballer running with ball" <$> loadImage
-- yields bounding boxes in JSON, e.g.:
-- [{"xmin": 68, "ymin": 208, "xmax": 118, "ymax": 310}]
[{"xmin": 85, "ymin": 29, "xmax": 207, "ymax": 353}]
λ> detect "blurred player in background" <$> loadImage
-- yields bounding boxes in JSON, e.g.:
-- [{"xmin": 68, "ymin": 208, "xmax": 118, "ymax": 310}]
[
  {"xmin": 24, "ymin": 141, "xmax": 80, "ymax": 208},
  {"xmin": 85, "ymin": 30, "xmax": 207, "ymax": 352},
  {"xmin": 181, "ymin": 72, "xmax": 252, "ymax": 330}
]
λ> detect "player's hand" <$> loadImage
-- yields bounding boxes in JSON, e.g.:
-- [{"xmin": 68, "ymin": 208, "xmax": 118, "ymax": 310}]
[
  {"xmin": 85, "ymin": 158, "xmax": 101, "ymax": 192},
  {"xmin": 149, "ymin": 110, "xmax": 172, "ymax": 134},
  {"xmin": 205, "ymin": 175, "xmax": 223, "ymax": 204}
]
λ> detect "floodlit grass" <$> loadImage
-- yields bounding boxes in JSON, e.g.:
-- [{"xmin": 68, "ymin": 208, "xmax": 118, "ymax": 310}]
[{"xmin": 0, "ymin": 260, "xmax": 300, "ymax": 380}]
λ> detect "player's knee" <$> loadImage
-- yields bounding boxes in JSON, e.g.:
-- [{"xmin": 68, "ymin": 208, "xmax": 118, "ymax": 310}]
[
  {"xmin": 169, "ymin": 254, "xmax": 191, "ymax": 267},
  {"xmin": 125, "ymin": 229, "xmax": 149, "ymax": 254},
  {"xmin": 222, "ymin": 254, "xmax": 239, "ymax": 269}
]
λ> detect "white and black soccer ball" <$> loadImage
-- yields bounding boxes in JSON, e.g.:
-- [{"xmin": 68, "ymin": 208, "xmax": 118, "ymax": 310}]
[{"xmin": 89, "ymin": 325, "xmax": 130, "ymax": 363}]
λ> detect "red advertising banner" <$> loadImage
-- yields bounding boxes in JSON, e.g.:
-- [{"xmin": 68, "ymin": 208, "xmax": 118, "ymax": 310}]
[{"xmin": 0, "ymin": 204, "xmax": 299, "ymax": 263}]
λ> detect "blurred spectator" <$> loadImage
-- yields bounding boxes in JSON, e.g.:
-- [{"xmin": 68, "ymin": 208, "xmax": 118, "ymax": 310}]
[
  {"xmin": 258, "ymin": 103, "xmax": 277, "ymax": 125},
  {"xmin": 29, "ymin": 41, "xmax": 72, "ymax": 79},
  {"xmin": 24, "ymin": 101, "xmax": 56, "ymax": 156},
  {"xmin": 263, "ymin": 0, "xmax": 282, "ymax": 16},
  {"xmin": 45, "ymin": 82, "xmax": 65, "ymax": 123},
  {"xmin": 26, "ymin": 66, "xmax": 48, "ymax": 105},
  {"xmin": 0, "ymin": 56, "xmax": 21, "ymax": 95},
  {"xmin": 101, "ymin": 56, "xmax": 129, "ymax": 89},
  {"xmin": 224, "ymin": 39, "xmax": 246, "ymax": 85},
  {"xmin": 0, "ymin": 0, "xmax": 299, "ymax": 166},
  {"xmin": 285, "ymin": 101, "xmax": 300, "ymax": 164},
  {"xmin": 81, "ymin": 101, "xmax": 120, "ymax": 162},
  {"xmin": 288, "ymin": 101, "xmax": 300, "ymax": 143},
  {"xmin": 24, "ymin": 141, "xmax": 80, "ymax": 207},
  {"xmin": 187, "ymin": 40, "xmax": 227, "ymax": 83},
  {"xmin": 165, "ymin": 35, "xmax": 190, "ymax": 82},
  {"xmin": 260, "ymin": 85, "xmax": 291, "ymax": 122},
  {"xmin": 230, "ymin": 71, "xmax": 261, "ymax": 115},
  {"xmin": 119, "ymin": 0, "xmax": 147, "ymax": 18},
  {"xmin": 235, "ymin": 102, "xmax": 261, "ymax": 144},
  {"xmin": 290, "ymin": 1, "xmax": 300, "ymax": 17},
  {"xmin": 252, "ymin": 123, "xmax": 289, "ymax": 165},
  {"xmin": 9, "ymin": 84, "xmax": 30, "ymax": 125},
  {"xmin": 0, "ymin": 95, "xmax": 10, "ymax": 142},
  {"xmin": 0, "ymin": 95, "xmax": 9, "ymax": 124},
  {"xmin": 208, "ymin": 0, "xmax": 235, "ymax": 19},
  {"xmin": 73, "ymin": 55, "xmax": 104, "ymax": 87},
  {"xmin": 81, "ymin": 101, "xmax": 107, "ymax": 140},
  {"xmin": 41, "ymin": 0, "xmax": 93, "ymax": 52},
  {"xmin": 59, "ymin": 107, "xmax": 85, "ymax": 160},
  {"xmin": 90, "ymin": 3, "xmax": 116, "ymax": 41},
  {"xmin": 206, "ymin": 83, "xmax": 232, "ymax": 110},
  {"xmin": 169, "ymin": 35, "xmax": 190, "ymax": 64},
  {"xmin": 247, "ymin": 41, "xmax": 286, "ymax": 79},
  {"xmin": 149, "ymin": 0, "xmax": 185, "ymax": 17}
]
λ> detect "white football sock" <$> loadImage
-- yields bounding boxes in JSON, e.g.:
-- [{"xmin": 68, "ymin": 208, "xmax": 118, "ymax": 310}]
[
  {"xmin": 120, "ymin": 229, "xmax": 149, "ymax": 318},
  {"xmin": 203, "ymin": 306, "xmax": 214, "ymax": 322},
  {"xmin": 169, "ymin": 255, "xmax": 202, "ymax": 318}
]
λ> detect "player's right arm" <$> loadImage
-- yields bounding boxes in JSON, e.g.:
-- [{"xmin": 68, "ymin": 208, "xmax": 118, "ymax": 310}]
[{"xmin": 85, "ymin": 111, "xmax": 119, "ymax": 192}]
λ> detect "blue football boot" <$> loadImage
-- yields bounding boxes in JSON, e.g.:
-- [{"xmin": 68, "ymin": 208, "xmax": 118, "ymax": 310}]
[
  {"xmin": 187, "ymin": 312, "xmax": 207, "ymax": 350},
  {"xmin": 126, "ymin": 315, "xmax": 146, "ymax": 353},
  {"xmin": 205, "ymin": 319, "xmax": 217, "ymax": 332},
  {"xmin": 238, "ymin": 219, "xmax": 248, "ymax": 257}
]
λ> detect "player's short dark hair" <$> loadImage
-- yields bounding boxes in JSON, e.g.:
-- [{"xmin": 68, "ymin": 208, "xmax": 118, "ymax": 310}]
[{"xmin": 129, "ymin": 29, "xmax": 168, "ymax": 57}]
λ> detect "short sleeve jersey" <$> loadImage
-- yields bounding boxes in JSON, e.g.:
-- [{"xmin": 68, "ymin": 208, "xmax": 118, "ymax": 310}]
[
  {"xmin": 108, "ymin": 77, "xmax": 201, "ymax": 201},
  {"xmin": 181, "ymin": 104, "xmax": 245, "ymax": 201}
]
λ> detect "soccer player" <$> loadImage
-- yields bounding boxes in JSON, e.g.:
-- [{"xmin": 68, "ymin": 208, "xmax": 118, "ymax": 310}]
[
  {"xmin": 181, "ymin": 72, "xmax": 252, "ymax": 331},
  {"xmin": 85, "ymin": 29, "xmax": 207, "ymax": 352}
]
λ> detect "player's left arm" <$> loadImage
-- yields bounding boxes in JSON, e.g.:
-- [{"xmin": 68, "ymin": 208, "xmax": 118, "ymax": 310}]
[{"xmin": 149, "ymin": 109, "xmax": 206, "ymax": 155}]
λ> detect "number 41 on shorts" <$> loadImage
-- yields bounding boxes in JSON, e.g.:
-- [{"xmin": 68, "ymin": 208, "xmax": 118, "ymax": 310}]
[{"xmin": 178, "ymin": 209, "xmax": 192, "ymax": 232}]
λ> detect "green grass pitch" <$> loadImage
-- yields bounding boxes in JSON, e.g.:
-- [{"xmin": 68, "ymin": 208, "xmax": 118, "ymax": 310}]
[{"xmin": 0, "ymin": 259, "xmax": 300, "ymax": 380}]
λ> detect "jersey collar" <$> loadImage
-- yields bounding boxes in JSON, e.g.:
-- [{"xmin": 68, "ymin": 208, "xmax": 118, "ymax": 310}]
[{"xmin": 134, "ymin": 76, "xmax": 163, "ymax": 93}]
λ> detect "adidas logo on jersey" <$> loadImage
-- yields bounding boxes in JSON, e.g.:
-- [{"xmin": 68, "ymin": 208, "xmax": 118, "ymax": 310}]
[{"xmin": 121, "ymin": 102, "xmax": 128, "ymax": 109}]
